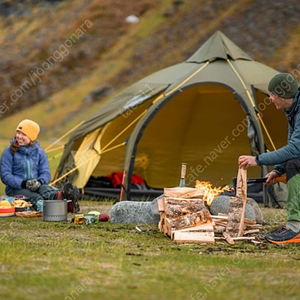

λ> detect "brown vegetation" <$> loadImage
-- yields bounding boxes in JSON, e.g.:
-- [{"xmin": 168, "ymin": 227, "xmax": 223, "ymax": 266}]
[{"xmin": 1, "ymin": 0, "xmax": 300, "ymax": 124}]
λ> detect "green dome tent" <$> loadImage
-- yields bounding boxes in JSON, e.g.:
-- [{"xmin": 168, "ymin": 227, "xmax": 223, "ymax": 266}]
[{"xmin": 53, "ymin": 31, "xmax": 287, "ymax": 204}]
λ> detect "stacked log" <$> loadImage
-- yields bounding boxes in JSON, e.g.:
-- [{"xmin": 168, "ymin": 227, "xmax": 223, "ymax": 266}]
[
  {"xmin": 157, "ymin": 187, "xmax": 215, "ymax": 244},
  {"xmin": 157, "ymin": 184, "xmax": 261, "ymax": 245}
]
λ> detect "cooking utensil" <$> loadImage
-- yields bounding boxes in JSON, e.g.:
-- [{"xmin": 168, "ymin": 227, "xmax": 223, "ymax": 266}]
[{"xmin": 43, "ymin": 200, "xmax": 71, "ymax": 222}]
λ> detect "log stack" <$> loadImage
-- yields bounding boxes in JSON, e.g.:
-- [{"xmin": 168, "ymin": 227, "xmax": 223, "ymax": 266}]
[
  {"xmin": 157, "ymin": 187, "xmax": 215, "ymax": 244},
  {"xmin": 157, "ymin": 170, "xmax": 261, "ymax": 245}
]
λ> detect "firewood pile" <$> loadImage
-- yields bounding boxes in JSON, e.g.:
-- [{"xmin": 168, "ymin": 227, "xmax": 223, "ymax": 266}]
[{"xmin": 157, "ymin": 169, "xmax": 262, "ymax": 245}]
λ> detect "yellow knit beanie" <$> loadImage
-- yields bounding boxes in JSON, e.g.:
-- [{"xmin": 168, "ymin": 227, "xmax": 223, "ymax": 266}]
[{"xmin": 16, "ymin": 119, "xmax": 40, "ymax": 141}]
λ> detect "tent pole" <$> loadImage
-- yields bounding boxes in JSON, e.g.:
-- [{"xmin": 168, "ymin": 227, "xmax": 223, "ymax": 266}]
[
  {"xmin": 256, "ymin": 113, "xmax": 276, "ymax": 151},
  {"xmin": 119, "ymin": 169, "xmax": 126, "ymax": 201}
]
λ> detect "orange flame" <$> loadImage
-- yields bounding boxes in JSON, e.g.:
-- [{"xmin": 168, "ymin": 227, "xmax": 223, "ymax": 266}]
[{"xmin": 195, "ymin": 180, "xmax": 230, "ymax": 206}]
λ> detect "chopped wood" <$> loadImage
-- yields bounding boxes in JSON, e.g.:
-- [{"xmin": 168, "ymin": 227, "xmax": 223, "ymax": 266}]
[
  {"xmin": 212, "ymin": 215, "xmax": 228, "ymax": 220},
  {"xmin": 244, "ymin": 219, "xmax": 256, "ymax": 226},
  {"xmin": 163, "ymin": 187, "xmax": 204, "ymax": 199},
  {"xmin": 232, "ymin": 236, "xmax": 255, "ymax": 241},
  {"xmin": 215, "ymin": 236, "xmax": 255, "ymax": 241},
  {"xmin": 214, "ymin": 221, "xmax": 227, "ymax": 228},
  {"xmin": 237, "ymin": 168, "xmax": 247, "ymax": 236},
  {"xmin": 158, "ymin": 212, "xmax": 165, "ymax": 232},
  {"xmin": 164, "ymin": 198, "xmax": 203, "ymax": 203},
  {"xmin": 217, "ymin": 213, "xmax": 228, "ymax": 217},
  {"xmin": 157, "ymin": 197, "xmax": 165, "ymax": 212},
  {"xmin": 165, "ymin": 210, "xmax": 211, "ymax": 231},
  {"xmin": 170, "ymin": 222, "xmax": 215, "ymax": 240},
  {"xmin": 223, "ymin": 231, "xmax": 235, "ymax": 245},
  {"xmin": 173, "ymin": 231, "xmax": 215, "ymax": 244},
  {"xmin": 212, "ymin": 215, "xmax": 255, "ymax": 224},
  {"xmin": 164, "ymin": 217, "xmax": 171, "ymax": 236},
  {"xmin": 157, "ymin": 180, "xmax": 260, "ymax": 245},
  {"xmin": 225, "ymin": 168, "xmax": 248, "ymax": 237},
  {"xmin": 173, "ymin": 222, "xmax": 215, "ymax": 233},
  {"xmin": 247, "ymin": 224, "xmax": 263, "ymax": 229},
  {"xmin": 243, "ymin": 229, "xmax": 260, "ymax": 235},
  {"xmin": 224, "ymin": 196, "xmax": 244, "ymax": 237},
  {"xmin": 164, "ymin": 197, "xmax": 208, "ymax": 218},
  {"xmin": 215, "ymin": 225, "xmax": 226, "ymax": 233}
]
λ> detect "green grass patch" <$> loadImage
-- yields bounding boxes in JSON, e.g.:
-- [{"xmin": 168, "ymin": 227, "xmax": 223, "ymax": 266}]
[{"xmin": 0, "ymin": 202, "xmax": 300, "ymax": 300}]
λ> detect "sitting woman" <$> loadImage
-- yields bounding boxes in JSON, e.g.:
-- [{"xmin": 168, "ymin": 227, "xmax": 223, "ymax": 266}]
[{"xmin": 0, "ymin": 119, "xmax": 79, "ymax": 212}]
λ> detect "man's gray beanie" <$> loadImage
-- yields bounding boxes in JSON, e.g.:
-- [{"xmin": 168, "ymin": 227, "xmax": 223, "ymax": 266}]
[{"xmin": 268, "ymin": 73, "xmax": 299, "ymax": 99}]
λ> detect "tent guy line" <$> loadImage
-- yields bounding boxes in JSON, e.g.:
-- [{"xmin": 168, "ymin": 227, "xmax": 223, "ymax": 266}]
[{"xmin": 226, "ymin": 58, "xmax": 276, "ymax": 151}]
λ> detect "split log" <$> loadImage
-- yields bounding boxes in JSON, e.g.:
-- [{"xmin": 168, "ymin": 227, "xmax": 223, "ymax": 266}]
[
  {"xmin": 224, "ymin": 197, "xmax": 244, "ymax": 237},
  {"xmin": 157, "ymin": 197, "xmax": 165, "ymax": 212},
  {"xmin": 212, "ymin": 215, "xmax": 256, "ymax": 230},
  {"xmin": 173, "ymin": 231, "xmax": 215, "ymax": 244},
  {"xmin": 215, "ymin": 236, "xmax": 255, "ymax": 241},
  {"xmin": 164, "ymin": 216, "xmax": 171, "ymax": 236},
  {"xmin": 236, "ymin": 168, "xmax": 247, "ymax": 236},
  {"xmin": 170, "ymin": 221, "xmax": 214, "ymax": 240},
  {"xmin": 164, "ymin": 197, "xmax": 204, "ymax": 205},
  {"xmin": 225, "ymin": 168, "xmax": 247, "ymax": 237},
  {"xmin": 223, "ymin": 231, "xmax": 235, "ymax": 245},
  {"xmin": 243, "ymin": 229, "xmax": 260, "ymax": 235},
  {"xmin": 163, "ymin": 197, "xmax": 207, "ymax": 218},
  {"xmin": 215, "ymin": 225, "xmax": 226, "ymax": 233},
  {"xmin": 158, "ymin": 212, "xmax": 165, "ymax": 232},
  {"xmin": 163, "ymin": 187, "xmax": 204, "ymax": 199},
  {"xmin": 235, "ymin": 167, "xmax": 247, "ymax": 199},
  {"xmin": 165, "ymin": 210, "xmax": 212, "ymax": 231},
  {"xmin": 173, "ymin": 221, "xmax": 215, "ymax": 233},
  {"xmin": 231, "ymin": 236, "xmax": 255, "ymax": 241}
]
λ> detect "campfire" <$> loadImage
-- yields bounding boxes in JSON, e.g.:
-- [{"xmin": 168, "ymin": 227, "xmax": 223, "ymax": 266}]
[{"xmin": 194, "ymin": 180, "xmax": 230, "ymax": 206}]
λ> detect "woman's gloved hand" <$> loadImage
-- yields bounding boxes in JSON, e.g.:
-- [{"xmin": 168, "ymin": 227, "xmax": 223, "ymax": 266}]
[{"xmin": 24, "ymin": 179, "xmax": 42, "ymax": 192}]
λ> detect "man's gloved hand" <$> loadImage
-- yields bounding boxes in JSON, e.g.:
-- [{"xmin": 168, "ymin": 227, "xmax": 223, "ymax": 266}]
[{"xmin": 25, "ymin": 179, "xmax": 41, "ymax": 192}]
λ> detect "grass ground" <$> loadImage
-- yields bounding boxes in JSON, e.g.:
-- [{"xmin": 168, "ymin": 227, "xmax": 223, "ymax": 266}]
[{"xmin": 0, "ymin": 201, "xmax": 299, "ymax": 300}]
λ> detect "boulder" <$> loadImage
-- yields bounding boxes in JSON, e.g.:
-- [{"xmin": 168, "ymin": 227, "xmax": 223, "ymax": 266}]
[
  {"xmin": 210, "ymin": 195, "xmax": 259, "ymax": 222},
  {"xmin": 246, "ymin": 197, "xmax": 264, "ymax": 224},
  {"xmin": 110, "ymin": 198, "xmax": 160, "ymax": 224}
]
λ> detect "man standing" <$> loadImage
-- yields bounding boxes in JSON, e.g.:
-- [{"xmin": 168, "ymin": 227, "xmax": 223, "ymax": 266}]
[{"xmin": 239, "ymin": 73, "xmax": 300, "ymax": 244}]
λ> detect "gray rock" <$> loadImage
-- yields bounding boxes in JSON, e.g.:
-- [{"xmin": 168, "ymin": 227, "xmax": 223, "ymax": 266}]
[
  {"xmin": 210, "ymin": 195, "xmax": 256, "ymax": 222},
  {"xmin": 246, "ymin": 197, "xmax": 264, "ymax": 224},
  {"xmin": 150, "ymin": 196, "xmax": 162, "ymax": 219},
  {"xmin": 110, "ymin": 199, "xmax": 160, "ymax": 224}
]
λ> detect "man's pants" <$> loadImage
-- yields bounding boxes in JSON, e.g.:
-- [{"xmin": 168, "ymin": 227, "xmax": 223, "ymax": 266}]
[{"xmin": 286, "ymin": 158, "xmax": 300, "ymax": 221}]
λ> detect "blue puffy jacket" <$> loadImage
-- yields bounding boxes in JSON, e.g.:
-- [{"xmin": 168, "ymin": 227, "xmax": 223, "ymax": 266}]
[
  {"xmin": 0, "ymin": 140, "xmax": 51, "ymax": 195},
  {"xmin": 256, "ymin": 89, "xmax": 300, "ymax": 175}
]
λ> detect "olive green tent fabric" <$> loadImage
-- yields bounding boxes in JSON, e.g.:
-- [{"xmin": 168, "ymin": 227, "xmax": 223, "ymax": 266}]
[{"xmin": 54, "ymin": 31, "xmax": 286, "ymax": 201}]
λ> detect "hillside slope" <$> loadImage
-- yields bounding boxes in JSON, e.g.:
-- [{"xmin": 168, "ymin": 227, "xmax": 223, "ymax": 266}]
[{"xmin": 0, "ymin": 0, "xmax": 300, "ymax": 142}]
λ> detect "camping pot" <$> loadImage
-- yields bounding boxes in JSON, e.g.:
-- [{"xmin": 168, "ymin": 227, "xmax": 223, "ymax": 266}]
[{"xmin": 43, "ymin": 200, "xmax": 70, "ymax": 222}]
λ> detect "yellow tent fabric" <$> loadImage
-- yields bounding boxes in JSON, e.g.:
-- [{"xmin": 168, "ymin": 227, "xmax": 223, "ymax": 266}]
[{"xmin": 72, "ymin": 127, "xmax": 104, "ymax": 188}]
